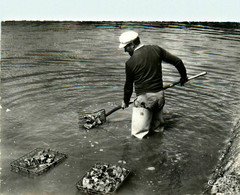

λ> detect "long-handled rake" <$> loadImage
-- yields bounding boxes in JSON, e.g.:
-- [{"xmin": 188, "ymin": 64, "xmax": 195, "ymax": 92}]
[{"xmin": 83, "ymin": 72, "xmax": 207, "ymax": 129}]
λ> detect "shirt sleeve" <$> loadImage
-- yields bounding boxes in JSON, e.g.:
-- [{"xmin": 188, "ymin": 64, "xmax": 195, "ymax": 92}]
[
  {"xmin": 124, "ymin": 62, "xmax": 134, "ymax": 105},
  {"xmin": 160, "ymin": 47, "xmax": 187, "ymax": 79}
]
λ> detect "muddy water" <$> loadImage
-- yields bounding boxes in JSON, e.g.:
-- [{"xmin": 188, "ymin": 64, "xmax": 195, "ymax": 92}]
[{"xmin": 1, "ymin": 21, "xmax": 240, "ymax": 195}]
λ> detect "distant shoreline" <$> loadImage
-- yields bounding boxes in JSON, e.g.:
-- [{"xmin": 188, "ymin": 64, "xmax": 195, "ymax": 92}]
[{"xmin": 2, "ymin": 21, "xmax": 240, "ymax": 29}]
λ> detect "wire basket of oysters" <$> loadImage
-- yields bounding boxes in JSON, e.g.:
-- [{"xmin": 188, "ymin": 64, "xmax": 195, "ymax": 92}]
[
  {"xmin": 76, "ymin": 162, "xmax": 130, "ymax": 194},
  {"xmin": 10, "ymin": 148, "xmax": 67, "ymax": 176}
]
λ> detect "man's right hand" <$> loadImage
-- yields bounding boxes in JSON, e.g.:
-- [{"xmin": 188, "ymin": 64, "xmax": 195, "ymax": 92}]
[
  {"xmin": 121, "ymin": 100, "xmax": 128, "ymax": 109},
  {"xmin": 180, "ymin": 76, "xmax": 188, "ymax": 86}
]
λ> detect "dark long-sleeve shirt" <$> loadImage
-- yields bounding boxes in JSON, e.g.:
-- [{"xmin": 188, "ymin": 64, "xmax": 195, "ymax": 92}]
[{"xmin": 124, "ymin": 45, "xmax": 187, "ymax": 104}]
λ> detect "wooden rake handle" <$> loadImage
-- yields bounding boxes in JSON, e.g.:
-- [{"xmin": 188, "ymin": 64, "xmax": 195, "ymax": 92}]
[
  {"xmin": 163, "ymin": 71, "xmax": 207, "ymax": 90},
  {"xmin": 106, "ymin": 72, "xmax": 207, "ymax": 117}
]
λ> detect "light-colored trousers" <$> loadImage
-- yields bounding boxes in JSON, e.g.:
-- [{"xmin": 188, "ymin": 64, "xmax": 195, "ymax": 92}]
[{"xmin": 131, "ymin": 90, "xmax": 165, "ymax": 139}]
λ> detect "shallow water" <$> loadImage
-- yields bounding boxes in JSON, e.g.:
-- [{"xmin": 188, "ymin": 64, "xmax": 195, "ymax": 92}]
[{"xmin": 1, "ymin": 21, "xmax": 240, "ymax": 195}]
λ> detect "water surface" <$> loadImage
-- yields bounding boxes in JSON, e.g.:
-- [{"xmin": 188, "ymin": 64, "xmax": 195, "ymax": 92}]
[{"xmin": 1, "ymin": 21, "xmax": 240, "ymax": 195}]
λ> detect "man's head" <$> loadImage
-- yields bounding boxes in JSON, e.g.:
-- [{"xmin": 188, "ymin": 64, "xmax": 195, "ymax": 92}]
[{"xmin": 119, "ymin": 31, "xmax": 140, "ymax": 56}]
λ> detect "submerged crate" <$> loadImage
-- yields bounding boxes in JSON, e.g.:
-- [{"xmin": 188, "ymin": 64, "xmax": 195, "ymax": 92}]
[
  {"xmin": 76, "ymin": 162, "xmax": 130, "ymax": 194},
  {"xmin": 10, "ymin": 148, "xmax": 67, "ymax": 176}
]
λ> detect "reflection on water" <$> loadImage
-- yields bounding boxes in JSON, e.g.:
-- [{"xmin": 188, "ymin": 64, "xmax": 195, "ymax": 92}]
[{"xmin": 1, "ymin": 21, "xmax": 240, "ymax": 195}]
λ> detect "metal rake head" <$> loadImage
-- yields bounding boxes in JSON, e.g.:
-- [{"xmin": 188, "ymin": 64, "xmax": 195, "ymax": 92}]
[{"xmin": 83, "ymin": 109, "xmax": 106, "ymax": 129}]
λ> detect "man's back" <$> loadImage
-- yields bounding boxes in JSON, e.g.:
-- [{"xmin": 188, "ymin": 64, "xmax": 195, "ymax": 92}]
[{"xmin": 125, "ymin": 45, "xmax": 165, "ymax": 95}]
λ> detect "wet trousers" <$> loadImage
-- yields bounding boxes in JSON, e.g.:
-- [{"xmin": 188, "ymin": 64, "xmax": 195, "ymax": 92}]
[{"xmin": 131, "ymin": 90, "xmax": 165, "ymax": 139}]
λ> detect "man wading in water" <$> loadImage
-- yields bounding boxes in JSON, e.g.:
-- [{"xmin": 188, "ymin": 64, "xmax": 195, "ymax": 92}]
[{"xmin": 119, "ymin": 31, "xmax": 188, "ymax": 139}]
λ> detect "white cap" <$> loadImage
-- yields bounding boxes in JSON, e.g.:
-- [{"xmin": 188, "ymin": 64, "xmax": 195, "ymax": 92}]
[{"xmin": 119, "ymin": 31, "xmax": 139, "ymax": 48}]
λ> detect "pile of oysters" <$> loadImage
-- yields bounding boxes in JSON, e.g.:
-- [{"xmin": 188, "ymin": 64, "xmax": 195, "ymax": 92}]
[
  {"xmin": 78, "ymin": 163, "xmax": 129, "ymax": 194},
  {"xmin": 83, "ymin": 111, "xmax": 105, "ymax": 129},
  {"xmin": 19, "ymin": 149, "xmax": 55, "ymax": 169}
]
